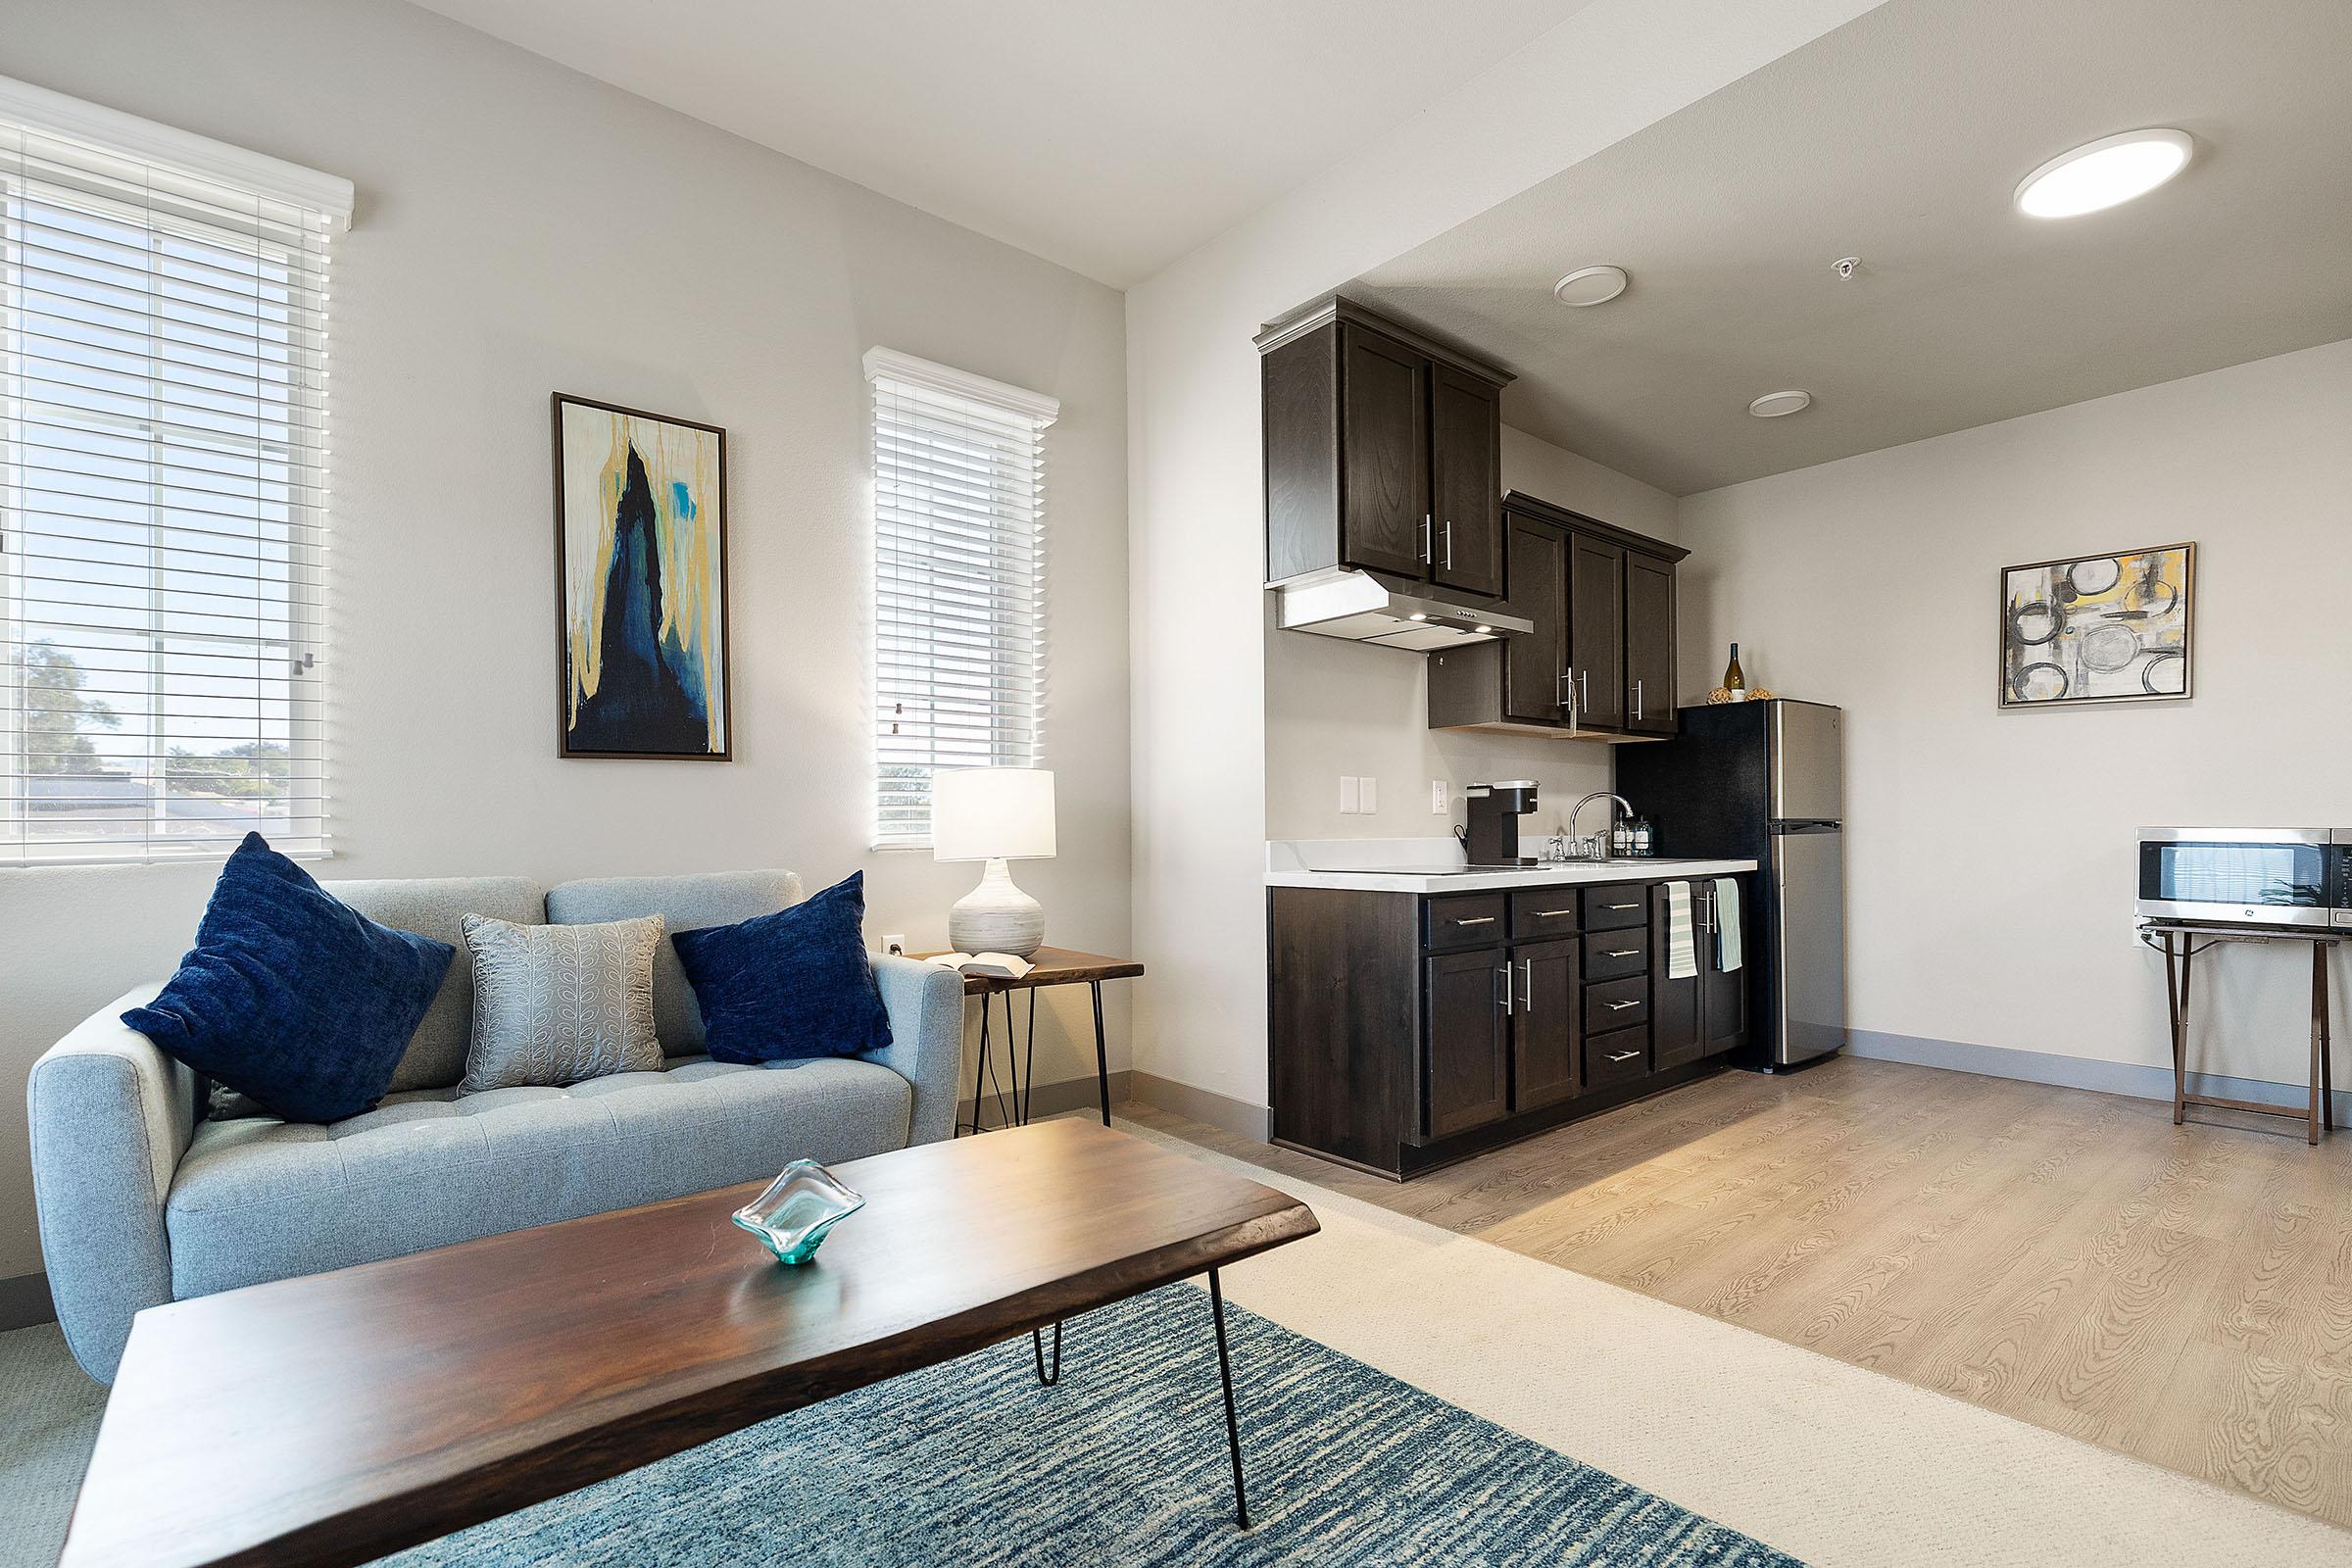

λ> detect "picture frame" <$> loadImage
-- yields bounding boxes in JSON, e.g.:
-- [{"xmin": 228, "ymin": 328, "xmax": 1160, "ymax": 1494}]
[
  {"xmin": 1997, "ymin": 542, "xmax": 2194, "ymax": 710},
  {"xmin": 551, "ymin": 393, "xmax": 732, "ymax": 760}
]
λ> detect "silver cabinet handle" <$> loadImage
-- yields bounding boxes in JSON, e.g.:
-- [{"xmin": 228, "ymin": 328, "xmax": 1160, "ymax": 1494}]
[
  {"xmin": 1443, "ymin": 519, "xmax": 1453, "ymax": 569},
  {"xmin": 1535, "ymin": 907, "xmax": 1574, "ymax": 918},
  {"xmin": 1581, "ymin": 669, "xmax": 1591, "ymax": 710},
  {"xmin": 1519, "ymin": 957, "xmax": 1533, "ymax": 1011},
  {"xmin": 1605, "ymin": 1049, "xmax": 1642, "ymax": 1063},
  {"xmin": 1496, "ymin": 965, "xmax": 1513, "ymax": 1015},
  {"xmin": 1603, "ymin": 902, "xmax": 1641, "ymax": 911},
  {"xmin": 1453, "ymin": 915, "xmax": 1495, "ymax": 927},
  {"xmin": 1419, "ymin": 515, "xmax": 1433, "ymax": 564},
  {"xmin": 1606, "ymin": 1000, "xmax": 1640, "ymax": 1011},
  {"xmin": 1635, "ymin": 678, "xmax": 1643, "ymax": 721},
  {"xmin": 1605, "ymin": 949, "xmax": 1639, "ymax": 957}
]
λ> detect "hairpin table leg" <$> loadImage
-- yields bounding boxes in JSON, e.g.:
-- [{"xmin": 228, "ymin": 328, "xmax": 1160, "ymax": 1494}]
[
  {"xmin": 1092, "ymin": 981, "xmax": 1110, "ymax": 1127},
  {"xmin": 1207, "ymin": 1268, "xmax": 1249, "ymax": 1529},
  {"xmin": 1031, "ymin": 1319, "xmax": 1062, "ymax": 1386}
]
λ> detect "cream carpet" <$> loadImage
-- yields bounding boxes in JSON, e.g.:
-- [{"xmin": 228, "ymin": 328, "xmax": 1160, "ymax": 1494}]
[{"xmin": 3, "ymin": 1117, "xmax": 2342, "ymax": 1567}]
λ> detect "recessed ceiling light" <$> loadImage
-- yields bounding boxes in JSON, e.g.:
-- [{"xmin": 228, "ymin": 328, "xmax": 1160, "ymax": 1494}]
[
  {"xmin": 1748, "ymin": 390, "xmax": 1812, "ymax": 418},
  {"xmin": 2014, "ymin": 128, "xmax": 2192, "ymax": 219},
  {"xmin": 1553, "ymin": 266, "xmax": 1629, "ymax": 306}
]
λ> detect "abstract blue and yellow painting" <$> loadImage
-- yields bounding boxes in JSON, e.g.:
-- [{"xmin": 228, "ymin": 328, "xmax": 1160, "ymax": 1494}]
[{"xmin": 555, "ymin": 396, "xmax": 729, "ymax": 758}]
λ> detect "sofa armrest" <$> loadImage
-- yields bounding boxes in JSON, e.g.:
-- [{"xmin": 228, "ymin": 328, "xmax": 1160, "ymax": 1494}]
[
  {"xmin": 862, "ymin": 955, "xmax": 965, "ymax": 1146},
  {"xmin": 27, "ymin": 986, "xmax": 195, "ymax": 1384}
]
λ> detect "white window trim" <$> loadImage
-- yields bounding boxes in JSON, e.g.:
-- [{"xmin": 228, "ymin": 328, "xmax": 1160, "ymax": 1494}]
[
  {"xmin": 0, "ymin": 74, "xmax": 352, "ymax": 230},
  {"xmin": 864, "ymin": 348, "xmax": 1056, "ymax": 851}
]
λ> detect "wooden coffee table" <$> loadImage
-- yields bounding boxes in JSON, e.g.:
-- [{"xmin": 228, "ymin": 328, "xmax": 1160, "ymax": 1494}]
[{"xmin": 58, "ymin": 1120, "xmax": 1318, "ymax": 1568}]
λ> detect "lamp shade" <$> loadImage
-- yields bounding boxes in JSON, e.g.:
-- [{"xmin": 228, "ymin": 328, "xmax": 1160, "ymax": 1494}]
[{"xmin": 931, "ymin": 768, "xmax": 1056, "ymax": 862}]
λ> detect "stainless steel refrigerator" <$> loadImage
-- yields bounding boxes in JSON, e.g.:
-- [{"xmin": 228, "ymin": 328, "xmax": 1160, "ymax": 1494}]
[{"xmin": 1614, "ymin": 699, "xmax": 1848, "ymax": 1069}]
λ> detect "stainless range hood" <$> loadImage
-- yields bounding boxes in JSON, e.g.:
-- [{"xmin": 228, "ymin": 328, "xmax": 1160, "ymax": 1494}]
[{"xmin": 1273, "ymin": 568, "xmax": 1532, "ymax": 652}]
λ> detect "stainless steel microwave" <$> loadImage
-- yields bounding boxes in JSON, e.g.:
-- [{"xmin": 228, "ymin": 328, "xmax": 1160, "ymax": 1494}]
[{"xmin": 2135, "ymin": 827, "xmax": 2352, "ymax": 929}]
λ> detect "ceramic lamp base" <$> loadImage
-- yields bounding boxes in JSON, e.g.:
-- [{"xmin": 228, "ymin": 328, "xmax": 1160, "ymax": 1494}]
[{"xmin": 949, "ymin": 858, "xmax": 1045, "ymax": 956}]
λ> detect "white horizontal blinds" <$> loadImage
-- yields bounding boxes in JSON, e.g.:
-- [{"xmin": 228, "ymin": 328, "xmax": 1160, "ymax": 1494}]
[
  {"xmin": 0, "ymin": 101, "xmax": 343, "ymax": 864},
  {"xmin": 866, "ymin": 349, "xmax": 1057, "ymax": 848}
]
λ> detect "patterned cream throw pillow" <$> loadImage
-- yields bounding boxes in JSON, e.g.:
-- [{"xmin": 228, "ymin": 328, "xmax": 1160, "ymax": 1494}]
[{"xmin": 459, "ymin": 912, "xmax": 664, "ymax": 1092}]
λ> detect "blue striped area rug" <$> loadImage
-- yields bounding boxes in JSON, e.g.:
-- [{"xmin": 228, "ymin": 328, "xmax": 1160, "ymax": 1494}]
[{"xmin": 385, "ymin": 1284, "xmax": 1804, "ymax": 1567}]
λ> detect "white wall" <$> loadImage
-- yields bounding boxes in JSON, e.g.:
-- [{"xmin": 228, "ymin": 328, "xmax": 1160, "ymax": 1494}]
[
  {"xmin": 1678, "ymin": 338, "xmax": 2352, "ymax": 1090},
  {"xmin": 1126, "ymin": 0, "xmax": 1885, "ymax": 1117},
  {"xmin": 1262, "ymin": 426, "xmax": 1679, "ymax": 842},
  {"xmin": 0, "ymin": 0, "xmax": 1130, "ymax": 1285}
]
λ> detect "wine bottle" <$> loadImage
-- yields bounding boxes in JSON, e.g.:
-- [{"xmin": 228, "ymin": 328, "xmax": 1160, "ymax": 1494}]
[{"xmin": 1723, "ymin": 642, "xmax": 1747, "ymax": 700}]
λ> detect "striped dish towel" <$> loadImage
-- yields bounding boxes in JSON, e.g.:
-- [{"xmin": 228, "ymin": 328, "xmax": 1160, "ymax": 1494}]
[
  {"xmin": 1664, "ymin": 881, "xmax": 1697, "ymax": 979},
  {"xmin": 1713, "ymin": 876, "xmax": 1743, "ymax": 972}
]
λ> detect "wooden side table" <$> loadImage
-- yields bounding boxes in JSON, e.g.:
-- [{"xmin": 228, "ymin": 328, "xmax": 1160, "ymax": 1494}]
[
  {"xmin": 912, "ymin": 947, "xmax": 1145, "ymax": 1135},
  {"xmin": 2140, "ymin": 921, "xmax": 2338, "ymax": 1144}
]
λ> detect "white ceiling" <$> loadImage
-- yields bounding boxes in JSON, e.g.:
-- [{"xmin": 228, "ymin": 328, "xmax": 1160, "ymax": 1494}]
[
  {"xmin": 1350, "ymin": 0, "xmax": 2352, "ymax": 494},
  {"xmin": 410, "ymin": 0, "xmax": 1592, "ymax": 287}
]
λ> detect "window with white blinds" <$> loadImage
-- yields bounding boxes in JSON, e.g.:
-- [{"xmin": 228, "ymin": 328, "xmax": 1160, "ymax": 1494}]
[
  {"xmin": 0, "ymin": 79, "xmax": 351, "ymax": 864},
  {"xmin": 864, "ymin": 348, "xmax": 1056, "ymax": 848}
]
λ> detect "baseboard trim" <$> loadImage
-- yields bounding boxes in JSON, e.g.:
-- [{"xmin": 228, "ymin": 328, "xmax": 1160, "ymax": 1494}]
[
  {"xmin": 958, "ymin": 1069, "xmax": 1131, "ymax": 1130},
  {"xmin": 1846, "ymin": 1029, "xmax": 2352, "ymax": 1125},
  {"xmin": 1128, "ymin": 1071, "xmax": 1271, "ymax": 1143},
  {"xmin": 0, "ymin": 1271, "xmax": 55, "ymax": 1331}
]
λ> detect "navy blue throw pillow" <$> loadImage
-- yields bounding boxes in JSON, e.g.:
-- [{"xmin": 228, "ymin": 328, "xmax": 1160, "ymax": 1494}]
[
  {"xmin": 672, "ymin": 871, "xmax": 892, "ymax": 1063},
  {"xmin": 123, "ymin": 833, "xmax": 455, "ymax": 1124}
]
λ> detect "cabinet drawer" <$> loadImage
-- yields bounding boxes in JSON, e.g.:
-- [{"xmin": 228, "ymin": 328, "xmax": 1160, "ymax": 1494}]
[
  {"xmin": 1586, "ymin": 1026, "xmax": 1650, "ymax": 1087},
  {"xmin": 1425, "ymin": 893, "xmax": 1507, "ymax": 951},
  {"xmin": 1585, "ymin": 973, "xmax": 1649, "ymax": 1033},
  {"xmin": 1510, "ymin": 889, "xmax": 1582, "ymax": 940},
  {"xmin": 1583, "ymin": 926, "xmax": 1648, "ymax": 981},
  {"xmin": 1584, "ymin": 884, "xmax": 1649, "ymax": 931}
]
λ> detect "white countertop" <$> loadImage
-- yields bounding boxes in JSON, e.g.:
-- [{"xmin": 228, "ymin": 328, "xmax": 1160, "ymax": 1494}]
[{"xmin": 1263, "ymin": 838, "xmax": 1756, "ymax": 894}]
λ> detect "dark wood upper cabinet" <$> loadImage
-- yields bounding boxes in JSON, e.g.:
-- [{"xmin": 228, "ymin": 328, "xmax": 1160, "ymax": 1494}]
[
  {"xmin": 1423, "ymin": 948, "xmax": 1511, "ymax": 1140},
  {"xmin": 1258, "ymin": 296, "xmax": 1510, "ymax": 594},
  {"xmin": 1624, "ymin": 552, "xmax": 1677, "ymax": 736},
  {"xmin": 1428, "ymin": 365, "xmax": 1502, "ymax": 597},
  {"xmin": 1567, "ymin": 533, "xmax": 1626, "ymax": 730},
  {"xmin": 1338, "ymin": 324, "xmax": 1429, "ymax": 578},
  {"xmin": 1428, "ymin": 490, "xmax": 1688, "ymax": 743},
  {"xmin": 1500, "ymin": 514, "xmax": 1565, "ymax": 723}
]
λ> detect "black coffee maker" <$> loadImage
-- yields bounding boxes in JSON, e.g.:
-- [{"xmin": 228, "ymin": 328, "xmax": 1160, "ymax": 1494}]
[{"xmin": 1462, "ymin": 780, "xmax": 1539, "ymax": 867}]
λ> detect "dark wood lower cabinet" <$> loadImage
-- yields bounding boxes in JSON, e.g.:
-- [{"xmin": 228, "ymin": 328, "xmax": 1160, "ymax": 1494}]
[
  {"xmin": 1510, "ymin": 938, "xmax": 1581, "ymax": 1112},
  {"xmin": 1651, "ymin": 879, "xmax": 1749, "ymax": 1071},
  {"xmin": 1268, "ymin": 874, "xmax": 1749, "ymax": 1180},
  {"xmin": 1423, "ymin": 949, "xmax": 1511, "ymax": 1140}
]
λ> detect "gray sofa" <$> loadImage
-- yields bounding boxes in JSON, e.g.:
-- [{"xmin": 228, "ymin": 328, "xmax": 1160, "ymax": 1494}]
[{"xmin": 28, "ymin": 867, "xmax": 965, "ymax": 1383}]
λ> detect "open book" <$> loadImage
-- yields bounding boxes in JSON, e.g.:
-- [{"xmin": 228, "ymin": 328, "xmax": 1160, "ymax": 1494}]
[{"xmin": 923, "ymin": 952, "xmax": 1035, "ymax": 979}]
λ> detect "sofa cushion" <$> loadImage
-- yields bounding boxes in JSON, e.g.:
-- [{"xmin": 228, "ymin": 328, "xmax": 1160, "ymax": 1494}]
[
  {"xmin": 163, "ymin": 1055, "xmax": 911, "ymax": 1300},
  {"xmin": 544, "ymin": 870, "xmax": 803, "ymax": 1054},
  {"xmin": 325, "ymin": 874, "xmax": 548, "ymax": 1092},
  {"xmin": 124, "ymin": 834, "xmax": 456, "ymax": 1125},
  {"xmin": 460, "ymin": 913, "xmax": 665, "ymax": 1092},
  {"xmin": 672, "ymin": 872, "xmax": 893, "ymax": 1063}
]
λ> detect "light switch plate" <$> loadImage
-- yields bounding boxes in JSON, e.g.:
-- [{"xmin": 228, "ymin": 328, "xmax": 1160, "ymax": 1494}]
[
  {"xmin": 1430, "ymin": 780, "xmax": 1448, "ymax": 814},
  {"xmin": 1358, "ymin": 776, "xmax": 1378, "ymax": 813},
  {"xmin": 1339, "ymin": 775, "xmax": 1360, "ymax": 815}
]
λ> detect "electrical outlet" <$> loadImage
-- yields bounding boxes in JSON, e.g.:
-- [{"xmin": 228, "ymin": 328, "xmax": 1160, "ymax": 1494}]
[
  {"xmin": 1430, "ymin": 780, "xmax": 1448, "ymax": 814},
  {"xmin": 1358, "ymin": 776, "xmax": 1378, "ymax": 813},
  {"xmin": 1339, "ymin": 775, "xmax": 1360, "ymax": 815},
  {"xmin": 880, "ymin": 933, "xmax": 907, "ymax": 956}
]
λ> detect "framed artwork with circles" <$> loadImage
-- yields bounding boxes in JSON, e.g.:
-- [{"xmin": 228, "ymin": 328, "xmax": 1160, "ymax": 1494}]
[{"xmin": 1999, "ymin": 543, "xmax": 2194, "ymax": 709}]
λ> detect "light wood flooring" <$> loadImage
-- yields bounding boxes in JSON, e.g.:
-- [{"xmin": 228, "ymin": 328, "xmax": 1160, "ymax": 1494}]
[{"xmin": 1124, "ymin": 1055, "xmax": 2352, "ymax": 1531}]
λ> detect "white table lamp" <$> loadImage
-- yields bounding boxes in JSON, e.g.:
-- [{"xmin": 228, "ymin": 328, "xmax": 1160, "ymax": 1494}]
[{"xmin": 933, "ymin": 767, "xmax": 1056, "ymax": 956}]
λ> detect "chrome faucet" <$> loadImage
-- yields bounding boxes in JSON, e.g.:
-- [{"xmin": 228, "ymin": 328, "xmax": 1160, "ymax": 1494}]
[{"xmin": 1568, "ymin": 792, "xmax": 1635, "ymax": 860}]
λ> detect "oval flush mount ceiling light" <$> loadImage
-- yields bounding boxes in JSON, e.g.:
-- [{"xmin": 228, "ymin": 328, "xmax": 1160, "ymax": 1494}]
[
  {"xmin": 2015, "ymin": 128, "xmax": 2192, "ymax": 218},
  {"xmin": 1748, "ymin": 389, "xmax": 1812, "ymax": 418},
  {"xmin": 1553, "ymin": 265, "xmax": 1629, "ymax": 306}
]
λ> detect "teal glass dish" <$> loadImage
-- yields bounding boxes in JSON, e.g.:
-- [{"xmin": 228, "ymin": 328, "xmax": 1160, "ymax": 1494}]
[{"xmin": 731, "ymin": 1159, "xmax": 865, "ymax": 1265}]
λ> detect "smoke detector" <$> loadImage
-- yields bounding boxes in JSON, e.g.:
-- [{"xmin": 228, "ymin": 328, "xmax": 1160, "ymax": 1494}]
[
  {"xmin": 1748, "ymin": 390, "xmax": 1813, "ymax": 418},
  {"xmin": 1552, "ymin": 266, "xmax": 1629, "ymax": 307}
]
